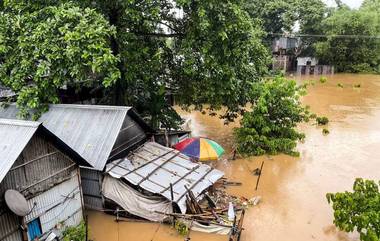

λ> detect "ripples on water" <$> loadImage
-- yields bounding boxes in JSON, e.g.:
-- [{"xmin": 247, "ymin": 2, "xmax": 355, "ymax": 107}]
[{"xmin": 89, "ymin": 74, "xmax": 380, "ymax": 241}]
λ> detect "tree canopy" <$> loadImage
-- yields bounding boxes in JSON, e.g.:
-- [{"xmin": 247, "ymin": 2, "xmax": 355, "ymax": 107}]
[
  {"xmin": 0, "ymin": 0, "xmax": 269, "ymax": 126},
  {"xmin": 0, "ymin": 3, "xmax": 120, "ymax": 119},
  {"xmin": 315, "ymin": 0, "xmax": 380, "ymax": 73},
  {"xmin": 327, "ymin": 179, "xmax": 380, "ymax": 241}
]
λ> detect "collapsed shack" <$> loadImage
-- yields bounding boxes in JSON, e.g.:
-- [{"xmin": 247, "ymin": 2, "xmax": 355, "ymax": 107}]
[{"xmin": 102, "ymin": 142, "xmax": 245, "ymax": 239}]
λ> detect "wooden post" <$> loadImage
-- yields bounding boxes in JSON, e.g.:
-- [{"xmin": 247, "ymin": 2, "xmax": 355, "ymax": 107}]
[
  {"xmin": 170, "ymin": 183, "xmax": 176, "ymax": 227},
  {"xmin": 255, "ymin": 161, "xmax": 265, "ymax": 191},
  {"xmin": 85, "ymin": 215, "xmax": 89, "ymax": 241},
  {"xmin": 21, "ymin": 217, "xmax": 28, "ymax": 241}
]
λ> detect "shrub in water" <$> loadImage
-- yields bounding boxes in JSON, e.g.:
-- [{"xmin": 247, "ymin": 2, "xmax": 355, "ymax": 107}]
[
  {"xmin": 316, "ymin": 116, "xmax": 329, "ymax": 125},
  {"xmin": 320, "ymin": 77, "xmax": 327, "ymax": 83},
  {"xmin": 234, "ymin": 76, "xmax": 311, "ymax": 157}
]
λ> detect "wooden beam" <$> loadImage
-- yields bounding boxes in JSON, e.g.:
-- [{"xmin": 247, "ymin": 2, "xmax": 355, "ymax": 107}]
[{"xmin": 10, "ymin": 151, "xmax": 59, "ymax": 171}]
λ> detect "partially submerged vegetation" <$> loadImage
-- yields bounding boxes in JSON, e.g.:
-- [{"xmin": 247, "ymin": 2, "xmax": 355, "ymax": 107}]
[
  {"xmin": 316, "ymin": 116, "xmax": 329, "ymax": 125},
  {"xmin": 320, "ymin": 77, "xmax": 328, "ymax": 83},
  {"xmin": 62, "ymin": 222, "xmax": 86, "ymax": 241},
  {"xmin": 234, "ymin": 76, "xmax": 312, "ymax": 157}
]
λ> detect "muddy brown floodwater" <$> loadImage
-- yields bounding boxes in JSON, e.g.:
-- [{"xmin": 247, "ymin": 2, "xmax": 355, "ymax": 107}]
[{"xmin": 88, "ymin": 74, "xmax": 380, "ymax": 241}]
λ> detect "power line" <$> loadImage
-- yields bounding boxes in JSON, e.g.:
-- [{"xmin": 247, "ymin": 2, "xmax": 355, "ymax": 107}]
[{"xmin": 269, "ymin": 33, "xmax": 380, "ymax": 39}]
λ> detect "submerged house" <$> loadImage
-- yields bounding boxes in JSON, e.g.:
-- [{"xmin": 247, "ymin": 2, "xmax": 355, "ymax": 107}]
[
  {"xmin": 272, "ymin": 37, "xmax": 299, "ymax": 72},
  {"xmin": 0, "ymin": 119, "xmax": 89, "ymax": 241},
  {"xmin": 296, "ymin": 57, "xmax": 335, "ymax": 75},
  {"xmin": 0, "ymin": 104, "xmax": 153, "ymax": 210}
]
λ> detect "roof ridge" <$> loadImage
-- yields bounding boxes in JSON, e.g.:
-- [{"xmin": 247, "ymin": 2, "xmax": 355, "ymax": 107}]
[
  {"xmin": 48, "ymin": 104, "xmax": 131, "ymax": 111},
  {"xmin": 0, "ymin": 118, "xmax": 41, "ymax": 128},
  {"xmin": 4, "ymin": 103, "xmax": 132, "ymax": 111}
]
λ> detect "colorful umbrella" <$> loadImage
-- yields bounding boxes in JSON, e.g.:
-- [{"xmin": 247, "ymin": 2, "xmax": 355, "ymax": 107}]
[{"xmin": 173, "ymin": 137, "xmax": 225, "ymax": 161}]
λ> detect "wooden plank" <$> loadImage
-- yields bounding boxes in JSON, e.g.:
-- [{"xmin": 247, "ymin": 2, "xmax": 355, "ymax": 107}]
[{"xmin": 10, "ymin": 151, "xmax": 59, "ymax": 171}]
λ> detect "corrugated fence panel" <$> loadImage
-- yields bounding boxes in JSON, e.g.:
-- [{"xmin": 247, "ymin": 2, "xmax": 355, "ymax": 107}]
[
  {"xmin": 80, "ymin": 168, "xmax": 103, "ymax": 210},
  {"xmin": 25, "ymin": 171, "xmax": 83, "ymax": 234}
]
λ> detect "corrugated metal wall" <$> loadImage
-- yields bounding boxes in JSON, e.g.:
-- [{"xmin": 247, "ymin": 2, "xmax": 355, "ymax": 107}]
[
  {"xmin": 0, "ymin": 211, "xmax": 21, "ymax": 241},
  {"xmin": 109, "ymin": 114, "xmax": 147, "ymax": 161},
  {"xmin": 80, "ymin": 168, "xmax": 103, "ymax": 210},
  {"xmin": 25, "ymin": 171, "xmax": 82, "ymax": 238},
  {"xmin": 0, "ymin": 132, "xmax": 83, "ymax": 241}
]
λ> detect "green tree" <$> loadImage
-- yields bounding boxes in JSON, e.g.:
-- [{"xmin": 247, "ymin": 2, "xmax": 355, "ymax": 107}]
[
  {"xmin": 243, "ymin": 0, "xmax": 326, "ymax": 55},
  {"xmin": 234, "ymin": 76, "xmax": 311, "ymax": 156},
  {"xmin": 0, "ymin": 3, "xmax": 120, "ymax": 119},
  {"xmin": 315, "ymin": 5, "xmax": 380, "ymax": 73},
  {"xmin": 326, "ymin": 179, "xmax": 380, "ymax": 241},
  {"xmin": 0, "ymin": 0, "xmax": 269, "ymax": 127}
]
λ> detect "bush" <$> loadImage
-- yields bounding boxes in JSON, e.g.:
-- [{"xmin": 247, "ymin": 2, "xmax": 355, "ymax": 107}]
[
  {"xmin": 319, "ymin": 76, "xmax": 327, "ymax": 83},
  {"xmin": 174, "ymin": 220, "xmax": 189, "ymax": 236},
  {"xmin": 234, "ymin": 76, "xmax": 311, "ymax": 157},
  {"xmin": 322, "ymin": 128, "xmax": 330, "ymax": 135},
  {"xmin": 316, "ymin": 116, "xmax": 329, "ymax": 125},
  {"xmin": 62, "ymin": 222, "xmax": 86, "ymax": 241},
  {"xmin": 337, "ymin": 83, "xmax": 344, "ymax": 88}
]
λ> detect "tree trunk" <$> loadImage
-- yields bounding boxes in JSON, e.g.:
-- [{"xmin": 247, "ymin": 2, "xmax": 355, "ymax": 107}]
[{"xmin": 109, "ymin": 8, "xmax": 126, "ymax": 106}]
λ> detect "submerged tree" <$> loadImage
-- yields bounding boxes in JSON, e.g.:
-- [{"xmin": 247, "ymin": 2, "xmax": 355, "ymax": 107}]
[
  {"xmin": 326, "ymin": 179, "xmax": 380, "ymax": 241},
  {"xmin": 0, "ymin": 0, "xmax": 269, "ymax": 127},
  {"xmin": 234, "ymin": 76, "xmax": 311, "ymax": 156}
]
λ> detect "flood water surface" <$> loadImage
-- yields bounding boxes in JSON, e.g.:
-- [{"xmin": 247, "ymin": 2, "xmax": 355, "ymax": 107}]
[{"xmin": 88, "ymin": 74, "xmax": 380, "ymax": 241}]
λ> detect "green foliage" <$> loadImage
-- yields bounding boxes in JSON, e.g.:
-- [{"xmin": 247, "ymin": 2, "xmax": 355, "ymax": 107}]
[
  {"xmin": 62, "ymin": 222, "xmax": 86, "ymax": 241},
  {"xmin": 320, "ymin": 77, "xmax": 328, "ymax": 83},
  {"xmin": 244, "ymin": 0, "xmax": 326, "ymax": 55},
  {"xmin": 315, "ymin": 4, "xmax": 380, "ymax": 73},
  {"xmin": 337, "ymin": 83, "xmax": 344, "ymax": 88},
  {"xmin": 0, "ymin": 2, "xmax": 120, "ymax": 119},
  {"xmin": 234, "ymin": 76, "xmax": 311, "ymax": 156},
  {"xmin": 0, "ymin": 0, "xmax": 270, "ymax": 127},
  {"xmin": 322, "ymin": 128, "xmax": 330, "ymax": 135},
  {"xmin": 326, "ymin": 178, "xmax": 380, "ymax": 241},
  {"xmin": 316, "ymin": 116, "xmax": 329, "ymax": 125},
  {"xmin": 174, "ymin": 220, "xmax": 189, "ymax": 236}
]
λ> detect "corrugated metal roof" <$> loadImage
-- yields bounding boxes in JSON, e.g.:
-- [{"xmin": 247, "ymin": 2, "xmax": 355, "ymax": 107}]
[
  {"xmin": 0, "ymin": 104, "xmax": 134, "ymax": 170},
  {"xmin": 0, "ymin": 119, "xmax": 40, "ymax": 183},
  {"xmin": 106, "ymin": 142, "xmax": 224, "ymax": 214},
  {"xmin": 0, "ymin": 85, "xmax": 15, "ymax": 98}
]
